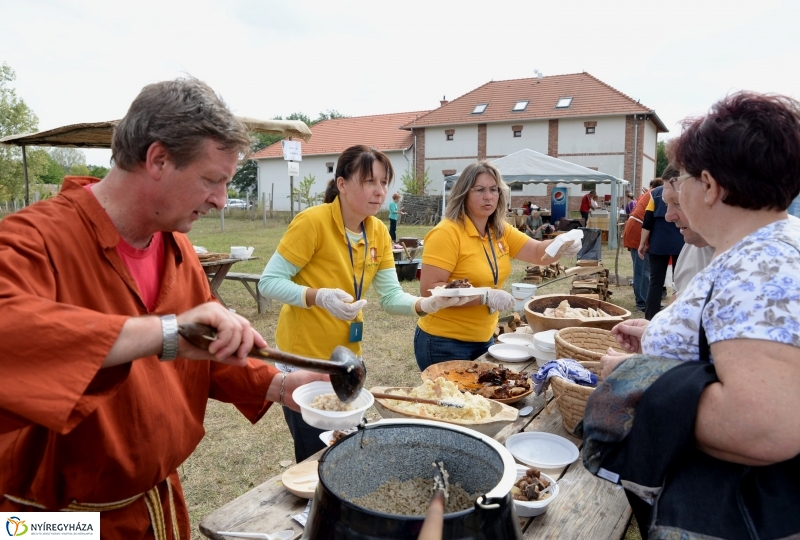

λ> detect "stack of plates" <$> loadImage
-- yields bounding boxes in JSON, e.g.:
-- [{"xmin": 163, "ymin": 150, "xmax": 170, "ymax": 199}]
[{"xmin": 530, "ymin": 330, "xmax": 557, "ymax": 366}]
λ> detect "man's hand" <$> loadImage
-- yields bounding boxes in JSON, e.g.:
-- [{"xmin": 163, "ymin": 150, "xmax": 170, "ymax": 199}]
[
  {"xmin": 610, "ymin": 318, "xmax": 649, "ymax": 354},
  {"xmin": 637, "ymin": 242, "xmax": 648, "ymax": 260},
  {"xmin": 176, "ymin": 302, "xmax": 267, "ymax": 366},
  {"xmin": 269, "ymin": 371, "xmax": 331, "ymax": 412}
]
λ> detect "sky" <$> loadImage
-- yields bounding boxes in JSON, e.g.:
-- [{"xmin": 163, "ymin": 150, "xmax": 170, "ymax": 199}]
[{"xmin": 3, "ymin": 0, "xmax": 800, "ymax": 166}]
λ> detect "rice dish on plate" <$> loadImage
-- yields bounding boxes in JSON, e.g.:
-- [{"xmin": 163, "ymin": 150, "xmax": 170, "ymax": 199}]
[
  {"xmin": 309, "ymin": 393, "xmax": 354, "ymax": 411},
  {"xmin": 382, "ymin": 378, "xmax": 491, "ymax": 421}
]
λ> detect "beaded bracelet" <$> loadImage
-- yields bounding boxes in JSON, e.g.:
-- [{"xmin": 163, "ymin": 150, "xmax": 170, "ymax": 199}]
[{"xmin": 279, "ymin": 372, "xmax": 287, "ymax": 406}]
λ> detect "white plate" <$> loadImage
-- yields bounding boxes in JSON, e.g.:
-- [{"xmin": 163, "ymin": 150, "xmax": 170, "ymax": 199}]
[
  {"xmin": 533, "ymin": 330, "xmax": 557, "ymax": 351},
  {"xmin": 497, "ymin": 334, "xmax": 533, "ymax": 347},
  {"xmin": 505, "ymin": 432, "xmax": 579, "ymax": 469},
  {"xmin": 428, "ymin": 286, "xmax": 492, "ymax": 298},
  {"xmin": 318, "ymin": 428, "xmax": 357, "ymax": 447},
  {"xmin": 487, "ymin": 343, "xmax": 532, "ymax": 362}
]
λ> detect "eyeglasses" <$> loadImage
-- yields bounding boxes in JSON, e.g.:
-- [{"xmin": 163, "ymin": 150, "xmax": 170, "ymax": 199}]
[
  {"xmin": 668, "ymin": 173, "xmax": 691, "ymax": 193},
  {"xmin": 470, "ymin": 186, "xmax": 500, "ymax": 196}
]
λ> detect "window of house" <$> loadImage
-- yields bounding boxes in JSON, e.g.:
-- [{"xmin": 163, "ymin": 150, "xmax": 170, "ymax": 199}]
[
  {"xmin": 513, "ymin": 130, "xmax": 522, "ymax": 137},
  {"xmin": 472, "ymin": 103, "xmax": 488, "ymax": 114},
  {"xmin": 586, "ymin": 126, "xmax": 595, "ymax": 134},
  {"xmin": 445, "ymin": 129, "xmax": 455, "ymax": 141},
  {"xmin": 512, "ymin": 100, "xmax": 529, "ymax": 112},
  {"xmin": 556, "ymin": 97, "xmax": 573, "ymax": 108},
  {"xmin": 326, "ymin": 164, "xmax": 334, "ymax": 173},
  {"xmin": 446, "ymin": 133, "xmax": 453, "ymax": 141}
]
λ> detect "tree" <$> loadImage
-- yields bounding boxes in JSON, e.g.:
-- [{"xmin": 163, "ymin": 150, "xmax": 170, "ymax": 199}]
[
  {"xmin": 316, "ymin": 110, "xmax": 347, "ymax": 123},
  {"xmin": 291, "ymin": 174, "xmax": 321, "ymax": 209},
  {"xmin": 400, "ymin": 167, "xmax": 432, "ymax": 196},
  {"xmin": 0, "ymin": 63, "xmax": 39, "ymax": 200},
  {"xmin": 231, "ymin": 131, "xmax": 283, "ymax": 195},
  {"xmin": 49, "ymin": 147, "xmax": 87, "ymax": 173},
  {"xmin": 656, "ymin": 140, "xmax": 670, "ymax": 178},
  {"xmin": 88, "ymin": 165, "xmax": 110, "ymax": 179}
]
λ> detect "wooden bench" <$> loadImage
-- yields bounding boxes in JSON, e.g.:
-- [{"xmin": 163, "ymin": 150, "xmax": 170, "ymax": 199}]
[{"xmin": 209, "ymin": 272, "xmax": 272, "ymax": 313}]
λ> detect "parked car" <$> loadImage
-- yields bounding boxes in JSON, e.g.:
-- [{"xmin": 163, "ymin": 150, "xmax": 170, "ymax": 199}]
[{"xmin": 225, "ymin": 198, "xmax": 248, "ymax": 209}]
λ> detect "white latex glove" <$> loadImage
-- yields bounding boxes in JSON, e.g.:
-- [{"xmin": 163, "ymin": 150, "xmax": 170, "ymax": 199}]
[
  {"xmin": 418, "ymin": 295, "xmax": 472, "ymax": 314},
  {"xmin": 484, "ymin": 289, "xmax": 515, "ymax": 312},
  {"xmin": 563, "ymin": 239, "xmax": 582, "ymax": 257},
  {"xmin": 314, "ymin": 288, "xmax": 367, "ymax": 321}
]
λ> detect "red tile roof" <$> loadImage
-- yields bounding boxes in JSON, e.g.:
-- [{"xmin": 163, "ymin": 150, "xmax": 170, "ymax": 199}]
[
  {"xmin": 251, "ymin": 111, "xmax": 430, "ymax": 159},
  {"xmin": 403, "ymin": 72, "xmax": 667, "ymax": 132}
]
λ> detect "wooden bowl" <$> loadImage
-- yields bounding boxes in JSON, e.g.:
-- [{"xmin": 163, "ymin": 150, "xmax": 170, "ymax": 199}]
[
  {"xmin": 524, "ymin": 294, "xmax": 631, "ymax": 334},
  {"xmin": 421, "ymin": 360, "xmax": 534, "ymax": 404},
  {"xmin": 370, "ymin": 385, "xmax": 519, "ymax": 437}
]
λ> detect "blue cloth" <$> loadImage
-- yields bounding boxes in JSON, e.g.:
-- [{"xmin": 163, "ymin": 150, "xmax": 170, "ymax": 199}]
[
  {"xmin": 647, "ymin": 186, "xmax": 685, "ymax": 256},
  {"xmin": 532, "ymin": 359, "xmax": 599, "ymax": 395},
  {"xmin": 630, "ymin": 248, "xmax": 650, "ymax": 310},
  {"xmin": 414, "ymin": 326, "xmax": 493, "ymax": 371}
]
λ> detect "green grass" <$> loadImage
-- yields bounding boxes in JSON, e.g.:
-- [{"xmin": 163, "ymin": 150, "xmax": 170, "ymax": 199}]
[{"xmin": 181, "ymin": 213, "xmax": 642, "ymax": 539}]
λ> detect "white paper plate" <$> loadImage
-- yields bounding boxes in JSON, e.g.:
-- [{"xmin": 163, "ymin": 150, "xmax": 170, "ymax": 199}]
[
  {"xmin": 487, "ymin": 343, "xmax": 532, "ymax": 362},
  {"xmin": 505, "ymin": 432, "xmax": 579, "ymax": 469},
  {"xmin": 428, "ymin": 286, "xmax": 491, "ymax": 297},
  {"xmin": 497, "ymin": 333, "xmax": 533, "ymax": 347},
  {"xmin": 318, "ymin": 428, "xmax": 357, "ymax": 447},
  {"xmin": 533, "ymin": 330, "xmax": 558, "ymax": 351}
]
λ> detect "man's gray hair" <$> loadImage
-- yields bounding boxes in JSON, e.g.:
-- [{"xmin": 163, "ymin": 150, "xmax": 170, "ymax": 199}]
[
  {"xmin": 445, "ymin": 161, "xmax": 509, "ymax": 238},
  {"xmin": 112, "ymin": 77, "xmax": 251, "ymax": 171}
]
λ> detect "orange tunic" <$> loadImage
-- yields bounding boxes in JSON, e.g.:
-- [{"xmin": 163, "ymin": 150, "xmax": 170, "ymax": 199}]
[
  {"xmin": 623, "ymin": 191, "xmax": 652, "ymax": 250},
  {"xmin": 0, "ymin": 177, "xmax": 278, "ymax": 538}
]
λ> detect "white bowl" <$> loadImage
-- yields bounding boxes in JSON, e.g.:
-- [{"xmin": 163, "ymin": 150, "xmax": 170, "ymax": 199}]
[
  {"xmin": 533, "ymin": 329, "xmax": 557, "ymax": 351},
  {"xmin": 293, "ymin": 381, "xmax": 374, "ymax": 430},
  {"xmin": 497, "ymin": 333, "xmax": 533, "ymax": 347},
  {"xmin": 512, "ymin": 465, "xmax": 560, "ymax": 517},
  {"xmin": 511, "ymin": 283, "xmax": 538, "ymax": 300},
  {"xmin": 530, "ymin": 346, "xmax": 557, "ymax": 367},
  {"xmin": 488, "ymin": 343, "xmax": 532, "ymax": 362}
]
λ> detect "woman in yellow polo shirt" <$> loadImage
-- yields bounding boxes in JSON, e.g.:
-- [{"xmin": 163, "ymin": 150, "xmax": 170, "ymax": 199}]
[
  {"xmin": 415, "ymin": 161, "xmax": 581, "ymax": 370},
  {"xmin": 258, "ymin": 145, "xmax": 468, "ymax": 461}
]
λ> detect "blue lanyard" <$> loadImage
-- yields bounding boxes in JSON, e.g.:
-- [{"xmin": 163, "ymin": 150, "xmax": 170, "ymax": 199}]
[
  {"xmin": 346, "ymin": 223, "xmax": 368, "ymax": 301},
  {"xmin": 481, "ymin": 227, "xmax": 499, "ymax": 288}
]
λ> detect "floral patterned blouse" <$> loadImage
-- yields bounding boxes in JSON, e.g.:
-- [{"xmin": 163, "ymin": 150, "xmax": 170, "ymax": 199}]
[{"xmin": 642, "ymin": 218, "xmax": 800, "ymax": 362}]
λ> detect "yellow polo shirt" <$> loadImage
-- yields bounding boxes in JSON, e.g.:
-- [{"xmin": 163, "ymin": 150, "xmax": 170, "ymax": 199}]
[
  {"xmin": 275, "ymin": 197, "xmax": 395, "ymax": 359},
  {"xmin": 418, "ymin": 217, "xmax": 529, "ymax": 342}
]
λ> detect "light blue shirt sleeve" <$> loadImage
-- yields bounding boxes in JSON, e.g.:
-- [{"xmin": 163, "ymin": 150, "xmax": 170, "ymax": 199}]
[
  {"xmin": 371, "ymin": 268, "xmax": 421, "ymax": 316},
  {"xmin": 258, "ymin": 252, "xmax": 308, "ymax": 307}
]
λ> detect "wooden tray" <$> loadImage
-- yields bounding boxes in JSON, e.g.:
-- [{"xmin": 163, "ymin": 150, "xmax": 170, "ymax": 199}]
[
  {"xmin": 421, "ymin": 360, "xmax": 533, "ymax": 404},
  {"xmin": 281, "ymin": 460, "xmax": 318, "ymax": 499}
]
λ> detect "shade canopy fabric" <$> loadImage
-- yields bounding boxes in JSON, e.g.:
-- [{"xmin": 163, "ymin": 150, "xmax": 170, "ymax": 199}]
[
  {"xmin": 444, "ymin": 149, "xmax": 628, "ymax": 188},
  {"xmin": 0, "ymin": 117, "xmax": 312, "ymax": 148}
]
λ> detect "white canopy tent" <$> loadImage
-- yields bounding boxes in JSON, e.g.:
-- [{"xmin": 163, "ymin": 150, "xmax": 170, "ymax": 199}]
[{"xmin": 443, "ymin": 149, "xmax": 629, "ymax": 248}]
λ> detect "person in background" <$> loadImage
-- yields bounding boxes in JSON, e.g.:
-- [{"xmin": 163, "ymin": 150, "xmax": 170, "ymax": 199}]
[
  {"xmin": 414, "ymin": 161, "xmax": 581, "ymax": 370},
  {"xmin": 600, "ymin": 91, "xmax": 800, "ymax": 539},
  {"xmin": 622, "ymin": 179, "xmax": 662, "ymax": 311},
  {"xmin": 525, "ymin": 210, "xmax": 544, "ymax": 240},
  {"xmin": 662, "ymin": 174, "xmax": 715, "ymax": 300},
  {"xmin": 259, "ymin": 145, "xmax": 468, "ymax": 462},
  {"xmin": 580, "ymin": 190, "xmax": 597, "ymax": 222},
  {"xmin": 388, "ymin": 192, "xmax": 404, "ymax": 242},
  {"xmin": 625, "ymin": 191, "xmax": 636, "ymax": 215},
  {"xmin": 0, "ymin": 78, "xmax": 327, "ymax": 538},
  {"xmin": 522, "ymin": 200, "xmax": 533, "ymax": 215},
  {"xmin": 639, "ymin": 169, "xmax": 684, "ymax": 320}
]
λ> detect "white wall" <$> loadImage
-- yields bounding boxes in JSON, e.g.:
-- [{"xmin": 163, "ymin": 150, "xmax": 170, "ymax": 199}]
[
  {"xmin": 256, "ymin": 150, "xmax": 413, "ymax": 211},
  {"xmin": 557, "ymin": 116, "xmax": 626, "ymax": 155},
  {"xmin": 425, "ymin": 125, "xmax": 478, "ymax": 158},
  {"xmin": 486, "ymin": 120, "xmax": 549, "ymax": 156},
  {"xmin": 425, "ymin": 158, "xmax": 478, "ymax": 195},
  {"xmin": 643, "ymin": 120, "xmax": 657, "ymax": 163}
]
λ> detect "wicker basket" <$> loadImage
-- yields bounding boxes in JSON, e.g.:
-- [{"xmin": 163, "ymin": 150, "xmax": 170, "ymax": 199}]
[{"xmin": 547, "ymin": 328, "xmax": 625, "ymax": 434}]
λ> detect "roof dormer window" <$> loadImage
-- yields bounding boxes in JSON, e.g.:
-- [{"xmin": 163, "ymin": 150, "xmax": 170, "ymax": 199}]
[
  {"xmin": 472, "ymin": 103, "xmax": 488, "ymax": 114},
  {"xmin": 512, "ymin": 100, "xmax": 529, "ymax": 112},
  {"xmin": 556, "ymin": 97, "xmax": 573, "ymax": 108}
]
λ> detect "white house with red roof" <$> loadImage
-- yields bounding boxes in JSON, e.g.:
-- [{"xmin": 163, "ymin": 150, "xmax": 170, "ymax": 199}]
[
  {"xmin": 251, "ymin": 72, "xmax": 666, "ymax": 211},
  {"xmin": 251, "ymin": 111, "xmax": 428, "ymax": 212}
]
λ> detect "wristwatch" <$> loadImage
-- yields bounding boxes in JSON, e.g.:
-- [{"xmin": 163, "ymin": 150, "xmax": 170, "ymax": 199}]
[{"xmin": 159, "ymin": 314, "xmax": 179, "ymax": 361}]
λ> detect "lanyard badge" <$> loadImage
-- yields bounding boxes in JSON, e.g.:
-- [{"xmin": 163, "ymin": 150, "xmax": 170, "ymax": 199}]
[{"xmin": 346, "ymin": 224, "xmax": 368, "ymax": 342}]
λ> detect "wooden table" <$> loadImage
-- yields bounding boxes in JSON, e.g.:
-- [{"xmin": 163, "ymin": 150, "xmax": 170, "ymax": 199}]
[
  {"xmin": 200, "ymin": 257, "xmax": 255, "ymax": 308},
  {"xmin": 199, "ymin": 357, "xmax": 631, "ymax": 540}
]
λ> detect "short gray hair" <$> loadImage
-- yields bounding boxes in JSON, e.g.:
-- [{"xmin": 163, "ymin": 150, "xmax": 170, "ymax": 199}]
[
  {"xmin": 445, "ymin": 161, "xmax": 509, "ymax": 238},
  {"xmin": 112, "ymin": 77, "xmax": 251, "ymax": 171}
]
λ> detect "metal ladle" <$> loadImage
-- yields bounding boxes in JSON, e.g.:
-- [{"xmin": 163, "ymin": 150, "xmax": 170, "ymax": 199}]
[{"xmin": 178, "ymin": 323, "xmax": 366, "ymax": 403}]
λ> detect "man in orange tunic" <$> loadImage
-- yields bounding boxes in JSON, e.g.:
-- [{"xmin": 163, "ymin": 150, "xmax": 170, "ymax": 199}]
[{"xmin": 0, "ymin": 78, "xmax": 325, "ymax": 539}]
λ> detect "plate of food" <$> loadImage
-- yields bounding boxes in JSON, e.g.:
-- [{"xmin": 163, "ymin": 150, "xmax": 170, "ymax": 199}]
[
  {"xmin": 421, "ymin": 360, "xmax": 533, "ymax": 404},
  {"xmin": 429, "ymin": 278, "xmax": 491, "ymax": 297},
  {"xmin": 319, "ymin": 428, "xmax": 357, "ymax": 447}
]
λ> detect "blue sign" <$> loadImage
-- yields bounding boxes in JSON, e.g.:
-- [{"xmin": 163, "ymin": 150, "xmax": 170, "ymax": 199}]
[
  {"xmin": 789, "ymin": 194, "xmax": 800, "ymax": 219},
  {"xmin": 551, "ymin": 187, "xmax": 568, "ymax": 222}
]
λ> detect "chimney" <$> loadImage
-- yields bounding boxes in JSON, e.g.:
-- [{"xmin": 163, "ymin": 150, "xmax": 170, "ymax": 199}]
[{"xmin": 440, "ymin": 95, "xmax": 448, "ymax": 107}]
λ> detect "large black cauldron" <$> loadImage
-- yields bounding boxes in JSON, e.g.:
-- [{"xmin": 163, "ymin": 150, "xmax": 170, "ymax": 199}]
[{"xmin": 303, "ymin": 419, "xmax": 522, "ymax": 540}]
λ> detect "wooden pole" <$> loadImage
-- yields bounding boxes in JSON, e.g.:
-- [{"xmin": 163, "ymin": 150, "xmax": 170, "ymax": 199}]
[
  {"xmin": 270, "ymin": 183, "xmax": 274, "ymax": 219},
  {"xmin": 22, "ymin": 146, "xmax": 30, "ymax": 207},
  {"xmin": 262, "ymin": 191, "xmax": 266, "ymax": 225}
]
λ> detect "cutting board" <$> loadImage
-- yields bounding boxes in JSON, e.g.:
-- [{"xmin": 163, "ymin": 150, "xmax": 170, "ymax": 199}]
[{"xmin": 281, "ymin": 460, "xmax": 318, "ymax": 499}]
